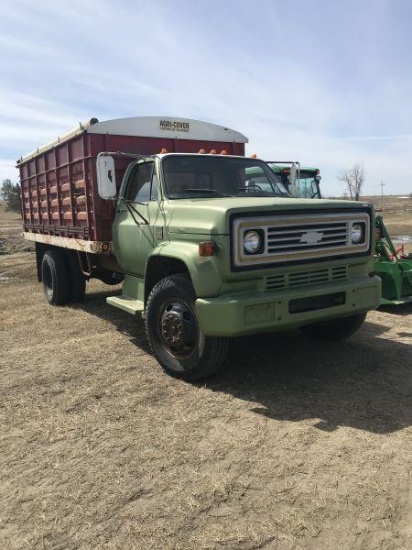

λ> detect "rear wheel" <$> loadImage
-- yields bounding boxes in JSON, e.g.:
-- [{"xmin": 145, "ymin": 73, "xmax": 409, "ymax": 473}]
[
  {"xmin": 145, "ymin": 274, "xmax": 229, "ymax": 381},
  {"xmin": 41, "ymin": 250, "xmax": 70, "ymax": 306},
  {"xmin": 299, "ymin": 313, "xmax": 367, "ymax": 341}
]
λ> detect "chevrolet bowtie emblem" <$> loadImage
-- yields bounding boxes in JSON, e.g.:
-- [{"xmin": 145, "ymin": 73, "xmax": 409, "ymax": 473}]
[{"xmin": 300, "ymin": 231, "xmax": 323, "ymax": 244}]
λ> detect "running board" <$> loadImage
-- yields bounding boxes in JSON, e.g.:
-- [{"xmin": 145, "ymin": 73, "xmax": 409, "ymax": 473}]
[{"xmin": 106, "ymin": 295, "xmax": 144, "ymax": 315}]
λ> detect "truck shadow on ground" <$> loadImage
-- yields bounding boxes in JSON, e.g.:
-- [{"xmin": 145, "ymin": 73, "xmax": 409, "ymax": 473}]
[
  {"xmin": 379, "ymin": 302, "xmax": 412, "ymax": 317},
  {"xmin": 79, "ymin": 288, "xmax": 151, "ymax": 353},
  {"xmin": 208, "ymin": 322, "xmax": 412, "ymax": 434},
  {"xmin": 80, "ymin": 291, "xmax": 412, "ymax": 435}
]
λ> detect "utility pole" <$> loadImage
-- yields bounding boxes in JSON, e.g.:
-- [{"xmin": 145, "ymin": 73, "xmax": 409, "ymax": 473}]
[{"xmin": 380, "ymin": 181, "xmax": 385, "ymax": 211}]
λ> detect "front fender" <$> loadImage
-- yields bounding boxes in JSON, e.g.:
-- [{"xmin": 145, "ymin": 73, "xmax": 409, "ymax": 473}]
[{"xmin": 152, "ymin": 241, "xmax": 223, "ymax": 297}]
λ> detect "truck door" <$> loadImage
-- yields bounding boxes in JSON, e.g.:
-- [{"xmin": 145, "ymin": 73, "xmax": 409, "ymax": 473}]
[{"xmin": 112, "ymin": 160, "xmax": 161, "ymax": 277}]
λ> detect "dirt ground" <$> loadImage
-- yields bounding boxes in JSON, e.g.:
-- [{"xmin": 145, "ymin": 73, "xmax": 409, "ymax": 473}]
[{"xmin": 1, "ymin": 198, "xmax": 412, "ymax": 550}]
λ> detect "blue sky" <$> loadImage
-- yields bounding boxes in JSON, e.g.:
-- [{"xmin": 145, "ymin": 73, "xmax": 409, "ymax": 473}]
[{"xmin": 1, "ymin": 0, "xmax": 412, "ymax": 196}]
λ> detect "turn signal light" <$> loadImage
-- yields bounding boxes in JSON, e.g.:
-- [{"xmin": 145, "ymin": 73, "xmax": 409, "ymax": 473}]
[{"xmin": 199, "ymin": 241, "xmax": 217, "ymax": 256}]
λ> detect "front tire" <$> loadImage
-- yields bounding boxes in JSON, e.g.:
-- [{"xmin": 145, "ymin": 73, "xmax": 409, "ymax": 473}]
[
  {"xmin": 41, "ymin": 250, "xmax": 70, "ymax": 306},
  {"xmin": 145, "ymin": 274, "xmax": 229, "ymax": 381},
  {"xmin": 299, "ymin": 313, "xmax": 367, "ymax": 341}
]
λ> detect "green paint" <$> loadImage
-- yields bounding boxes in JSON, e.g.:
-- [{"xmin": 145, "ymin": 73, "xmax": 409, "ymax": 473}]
[{"xmin": 108, "ymin": 154, "xmax": 381, "ymax": 336}]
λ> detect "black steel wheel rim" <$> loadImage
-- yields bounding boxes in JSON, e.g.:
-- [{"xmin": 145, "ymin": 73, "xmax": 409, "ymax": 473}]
[{"xmin": 158, "ymin": 298, "xmax": 198, "ymax": 359}]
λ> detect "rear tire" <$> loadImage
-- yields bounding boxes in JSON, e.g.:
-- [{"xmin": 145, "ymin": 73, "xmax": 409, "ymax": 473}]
[
  {"xmin": 41, "ymin": 250, "xmax": 70, "ymax": 306},
  {"xmin": 145, "ymin": 274, "xmax": 229, "ymax": 381},
  {"xmin": 299, "ymin": 313, "xmax": 367, "ymax": 341}
]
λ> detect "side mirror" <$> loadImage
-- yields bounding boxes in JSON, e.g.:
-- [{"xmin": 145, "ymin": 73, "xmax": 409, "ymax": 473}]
[{"xmin": 96, "ymin": 154, "xmax": 117, "ymax": 199}]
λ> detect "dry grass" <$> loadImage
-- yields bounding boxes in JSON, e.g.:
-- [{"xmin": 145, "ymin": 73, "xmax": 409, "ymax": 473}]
[
  {"xmin": 365, "ymin": 195, "xmax": 412, "ymax": 254},
  {"xmin": 1, "ymin": 198, "xmax": 412, "ymax": 549}
]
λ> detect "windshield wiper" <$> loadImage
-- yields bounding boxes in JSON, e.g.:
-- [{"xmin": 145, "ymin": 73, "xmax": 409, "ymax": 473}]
[
  {"xmin": 183, "ymin": 188, "xmax": 232, "ymax": 197},
  {"xmin": 236, "ymin": 188, "xmax": 278, "ymax": 197}
]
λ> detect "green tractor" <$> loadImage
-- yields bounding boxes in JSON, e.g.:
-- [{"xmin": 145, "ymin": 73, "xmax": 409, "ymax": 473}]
[
  {"xmin": 374, "ymin": 215, "xmax": 412, "ymax": 305},
  {"xmin": 265, "ymin": 161, "xmax": 322, "ymax": 199},
  {"xmin": 264, "ymin": 162, "xmax": 412, "ymax": 306}
]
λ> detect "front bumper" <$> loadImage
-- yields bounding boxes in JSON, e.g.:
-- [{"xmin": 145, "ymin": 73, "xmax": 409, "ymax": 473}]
[{"xmin": 195, "ymin": 275, "xmax": 381, "ymax": 337}]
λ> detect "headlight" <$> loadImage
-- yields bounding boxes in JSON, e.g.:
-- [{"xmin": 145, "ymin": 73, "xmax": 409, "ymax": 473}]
[
  {"xmin": 351, "ymin": 223, "xmax": 364, "ymax": 244},
  {"xmin": 244, "ymin": 230, "xmax": 262, "ymax": 254}
]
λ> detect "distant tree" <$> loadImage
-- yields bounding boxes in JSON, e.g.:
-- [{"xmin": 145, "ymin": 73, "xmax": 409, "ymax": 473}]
[
  {"xmin": 338, "ymin": 164, "xmax": 364, "ymax": 201},
  {"xmin": 1, "ymin": 179, "xmax": 22, "ymax": 214}
]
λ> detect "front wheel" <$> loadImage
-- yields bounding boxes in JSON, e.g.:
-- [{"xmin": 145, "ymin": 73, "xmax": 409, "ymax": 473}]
[
  {"xmin": 299, "ymin": 313, "xmax": 367, "ymax": 342},
  {"xmin": 145, "ymin": 274, "xmax": 229, "ymax": 381}
]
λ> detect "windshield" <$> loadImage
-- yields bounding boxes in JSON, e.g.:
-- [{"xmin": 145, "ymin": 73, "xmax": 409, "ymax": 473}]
[
  {"xmin": 287, "ymin": 171, "xmax": 321, "ymax": 199},
  {"xmin": 162, "ymin": 155, "xmax": 290, "ymax": 199}
]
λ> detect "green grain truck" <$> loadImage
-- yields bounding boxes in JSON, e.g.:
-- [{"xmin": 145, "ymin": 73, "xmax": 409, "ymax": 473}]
[{"xmin": 18, "ymin": 116, "xmax": 381, "ymax": 380}]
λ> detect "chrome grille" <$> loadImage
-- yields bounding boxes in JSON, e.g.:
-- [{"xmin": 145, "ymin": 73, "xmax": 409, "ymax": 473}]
[
  {"xmin": 232, "ymin": 212, "xmax": 370, "ymax": 268},
  {"xmin": 267, "ymin": 221, "xmax": 348, "ymax": 253}
]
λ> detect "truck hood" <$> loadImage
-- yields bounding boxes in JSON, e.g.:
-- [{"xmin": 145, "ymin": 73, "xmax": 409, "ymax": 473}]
[{"xmin": 164, "ymin": 197, "xmax": 372, "ymax": 236}]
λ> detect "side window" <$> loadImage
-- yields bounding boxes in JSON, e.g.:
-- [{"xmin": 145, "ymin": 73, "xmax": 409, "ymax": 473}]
[{"xmin": 124, "ymin": 162, "xmax": 157, "ymax": 202}]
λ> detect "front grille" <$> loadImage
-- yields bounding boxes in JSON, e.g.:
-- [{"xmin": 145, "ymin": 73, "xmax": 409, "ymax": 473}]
[
  {"xmin": 267, "ymin": 221, "xmax": 348, "ymax": 253},
  {"xmin": 232, "ymin": 211, "xmax": 370, "ymax": 269},
  {"xmin": 265, "ymin": 265, "xmax": 348, "ymax": 291}
]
